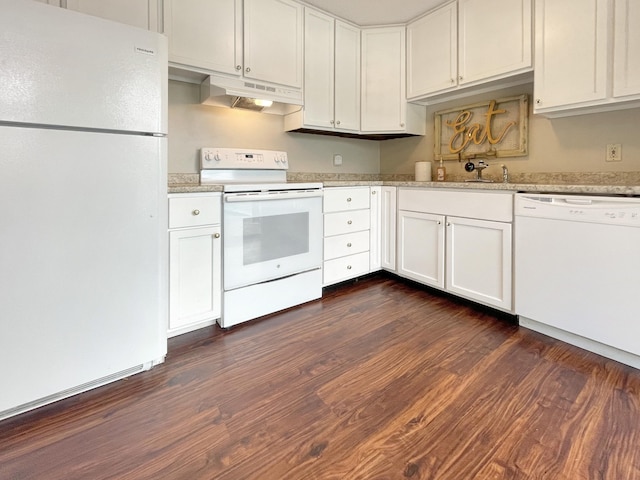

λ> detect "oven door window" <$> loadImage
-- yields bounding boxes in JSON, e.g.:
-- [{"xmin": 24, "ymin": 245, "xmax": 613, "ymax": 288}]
[
  {"xmin": 244, "ymin": 212, "xmax": 309, "ymax": 265},
  {"xmin": 223, "ymin": 195, "xmax": 322, "ymax": 290}
]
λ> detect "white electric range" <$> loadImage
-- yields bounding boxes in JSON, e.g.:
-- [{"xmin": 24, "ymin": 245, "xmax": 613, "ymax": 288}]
[{"xmin": 200, "ymin": 148, "xmax": 323, "ymax": 328}]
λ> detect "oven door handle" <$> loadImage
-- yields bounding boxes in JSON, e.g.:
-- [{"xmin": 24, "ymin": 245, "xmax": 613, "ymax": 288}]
[{"xmin": 225, "ymin": 190, "xmax": 323, "ymax": 202}]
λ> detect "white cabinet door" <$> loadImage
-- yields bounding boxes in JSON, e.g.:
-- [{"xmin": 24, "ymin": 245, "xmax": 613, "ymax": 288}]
[
  {"xmin": 397, "ymin": 210, "xmax": 445, "ymax": 288},
  {"xmin": 164, "ymin": 0, "xmax": 241, "ymax": 76},
  {"xmin": 303, "ymin": 8, "xmax": 335, "ymax": 129},
  {"xmin": 458, "ymin": 0, "xmax": 532, "ymax": 85},
  {"xmin": 446, "ymin": 216, "xmax": 512, "ymax": 310},
  {"xmin": 334, "ymin": 20, "xmax": 361, "ymax": 132},
  {"xmin": 361, "ymin": 26, "xmax": 406, "ymax": 132},
  {"xmin": 295, "ymin": 12, "xmax": 359, "ymax": 133},
  {"xmin": 244, "ymin": 0, "xmax": 303, "ymax": 88},
  {"xmin": 66, "ymin": 0, "xmax": 159, "ymax": 31},
  {"xmin": 380, "ymin": 186, "xmax": 397, "ymax": 271},
  {"xmin": 169, "ymin": 226, "xmax": 221, "ymax": 336},
  {"xmin": 534, "ymin": 0, "xmax": 609, "ymax": 111},
  {"xmin": 407, "ymin": 3, "xmax": 457, "ymax": 99},
  {"xmin": 614, "ymin": 0, "xmax": 640, "ymax": 98},
  {"xmin": 369, "ymin": 187, "xmax": 382, "ymax": 272}
]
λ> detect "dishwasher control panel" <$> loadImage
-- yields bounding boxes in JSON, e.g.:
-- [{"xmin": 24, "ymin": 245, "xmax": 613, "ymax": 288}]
[{"xmin": 515, "ymin": 194, "xmax": 640, "ymax": 227}]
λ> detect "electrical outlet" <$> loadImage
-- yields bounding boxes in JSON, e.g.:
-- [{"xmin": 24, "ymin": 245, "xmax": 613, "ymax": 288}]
[
  {"xmin": 333, "ymin": 154, "xmax": 343, "ymax": 166},
  {"xmin": 606, "ymin": 144, "xmax": 622, "ymax": 162}
]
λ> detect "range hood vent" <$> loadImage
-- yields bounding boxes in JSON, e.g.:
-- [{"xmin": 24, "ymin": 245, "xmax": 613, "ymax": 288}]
[{"xmin": 200, "ymin": 74, "xmax": 303, "ymax": 115}]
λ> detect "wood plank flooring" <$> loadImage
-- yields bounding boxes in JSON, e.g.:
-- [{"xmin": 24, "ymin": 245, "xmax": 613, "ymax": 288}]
[{"xmin": 1, "ymin": 273, "xmax": 639, "ymax": 479}]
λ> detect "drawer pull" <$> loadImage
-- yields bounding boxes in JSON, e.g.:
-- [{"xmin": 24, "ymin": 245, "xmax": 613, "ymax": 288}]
[
  {"xmin": 192, "ymin": 209, "xmax": 200, "ymax": 216},
  {"xmin": 347, "ymin": 265, "xmax": 352, "ymax": 270},
  {"xmin": 347, "ymin": 220, "xmax": 353, "ymax": 225},
  {"xmin": 372, "ymin": 190, "xmax": 377, "ymax": 195},
  {"xmin": 347, "ymin": 197, "xmax": 352, "ymax": 202},
  {"xmin": 214, "ymin": 233, "xmax": 220, "ymax": 239},
  {"xmin": 347, "ymin": 243, "xmax": 352, "ymax": 247}
]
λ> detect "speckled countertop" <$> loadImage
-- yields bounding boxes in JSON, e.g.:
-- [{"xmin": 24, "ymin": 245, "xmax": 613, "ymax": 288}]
[{"xmin": 168, "ymin": 172, "xmax": 640, "ymax": 196}]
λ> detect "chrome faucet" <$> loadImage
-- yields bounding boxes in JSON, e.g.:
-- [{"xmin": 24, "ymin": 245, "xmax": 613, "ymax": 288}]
[
  {"xmin": 474, "ymin": 159, "xmax": 489, "ymax": 180},
  {"xmin": 501, "ymin": 164, "xmax": 509, "ymax": 183}
]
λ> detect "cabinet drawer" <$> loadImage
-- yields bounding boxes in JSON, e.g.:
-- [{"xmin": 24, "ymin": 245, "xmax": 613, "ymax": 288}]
[
  {"xmin": 324, "ymin": 187, "xmax": 370, "ymax": 212},
  {"xmin": 169, "ymin": 194, "xmax": 221, "ymax": 229},
  {"xmin": 324, "ymin": 230, "xmax": 370, "ymax": 261},
  {"xmin": 323, "ymin": 251, "xmax": 370, "ymax": 285},
  {"xmin": 324, "ymin": 209, "xmax": 370, "ymax": 236}
]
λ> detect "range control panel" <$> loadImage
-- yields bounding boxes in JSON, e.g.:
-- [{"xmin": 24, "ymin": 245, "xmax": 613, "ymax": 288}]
[{"xmin": 201, "ymin": 148, "xmax": 288, "ymax": 170}]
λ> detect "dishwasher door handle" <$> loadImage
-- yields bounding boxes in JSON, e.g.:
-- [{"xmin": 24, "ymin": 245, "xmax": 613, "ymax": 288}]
[{"xmin": 561, "ymin": 198, "xmax": 593, "ymax": 205}]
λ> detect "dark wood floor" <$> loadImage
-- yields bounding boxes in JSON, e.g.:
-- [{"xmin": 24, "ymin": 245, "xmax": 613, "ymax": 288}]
[{"xmin": 2, "ymin": 274, "xmax": 639, "ymax": 480}]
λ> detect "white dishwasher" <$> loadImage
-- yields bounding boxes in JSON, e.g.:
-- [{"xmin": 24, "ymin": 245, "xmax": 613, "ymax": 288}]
[{"xmin": 515, "ymin": 193, "xmax": 640, "ymax": 368}]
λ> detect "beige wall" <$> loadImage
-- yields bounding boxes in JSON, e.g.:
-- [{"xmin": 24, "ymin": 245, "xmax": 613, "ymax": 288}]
[
  {"xmin": 170, "ymin": 80, "xmax": 640, "ymax": 179},
  {"xmin": 380, "ymin": 85, "xmax": 640, "ymax": 179},
  {"xmin": 168, "ymin": 80, "xmax": 380, "ymax": 173}
]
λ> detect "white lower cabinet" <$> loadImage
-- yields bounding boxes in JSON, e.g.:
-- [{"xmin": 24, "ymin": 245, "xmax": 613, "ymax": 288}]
[
  {"xmin": 379, "ymin": 186, "xmax": 397, "ymax": 271},
  {"xmin": 168, "ymin": 193, "xmax": 221, "ymax": 337},
  {"xmin": 397, "ymin": 210, "xmax": 445, "ymax": 287},
  {"xmin": 323, "ymin": 186, "xmax": 372, "ymax": 286},
  {"xmin": 397, "ymin": 188, "xmax": 513, "ymax": 311},
  {"xmin": 445, "ymin": 216, "xmax": 512, "ymax": 310}
]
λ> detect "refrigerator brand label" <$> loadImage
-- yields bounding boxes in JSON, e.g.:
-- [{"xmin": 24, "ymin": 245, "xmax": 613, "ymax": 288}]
[{"xmin": 135, "ymin": 46, "xmax": 156, "ymax": 56}]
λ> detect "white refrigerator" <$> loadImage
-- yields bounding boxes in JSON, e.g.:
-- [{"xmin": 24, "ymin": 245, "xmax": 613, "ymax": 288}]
[{"xmin": 0, "ymin": 0, "xmax": 168, "ymax": 420}]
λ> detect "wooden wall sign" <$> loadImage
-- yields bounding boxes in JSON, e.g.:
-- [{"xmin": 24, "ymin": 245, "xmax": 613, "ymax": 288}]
[{"xmin": 435, "ymin": 94, "xmax": 528, "ymax": 160}]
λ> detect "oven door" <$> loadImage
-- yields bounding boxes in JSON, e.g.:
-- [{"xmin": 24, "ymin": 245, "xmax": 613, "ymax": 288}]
[{"xmin": 223, "ymin": 190, "xmax": 323, "ymax": 290}]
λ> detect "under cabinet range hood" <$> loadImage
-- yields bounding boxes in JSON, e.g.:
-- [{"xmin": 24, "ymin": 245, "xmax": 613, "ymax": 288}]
[{"xmin": 200, "ymin": 74, "xmax": 303, "ymax": 115}]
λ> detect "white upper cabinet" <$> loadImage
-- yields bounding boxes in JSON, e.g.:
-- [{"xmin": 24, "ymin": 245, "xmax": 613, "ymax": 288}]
[
  {"xmin": 65, "ymin": 0, "xmax": 159, "ymax": 31},
  {"xmin": 458, "ymin": 0, "xmax": 532, "ymax": 85},
  {"xmin": 301, "ymin": 9, "xmax": 335, "ymax": 129},
  {"xmin": 535, "ymin": 0, "xmax": 640, "ymax": 116},
  {"xmin": 407, "ymin": 0, "xmax": 532, "ymax": 101},
  {"xmin": 534, "ymin": 0, "xmax": 608, "ymax": 113},
  {"xmin": 334, "ymin": 20, "xmax": 361, "ymax": 132},
  {"xmin": 407, "ymin": 2, "xmax": 457, "ymax": 99},
  {"xmin": 361, "ymin": 26, "xmax": 425, "ymax": 134},
  {"xmin": 164, "ymin": 0, "xmax": 241, "ymax": 76},
  {"xmin": 287, "ymin": 9, "xmax": 359, "ymax": 132},
  {"xmin": 613, "ymin": 0, "xmax": 640, "ymax": 98},
  {"xmin": 244, "ymin": 0, "xmax": 303, "ymax": 88},
  {"xmin": 164, "ymin": 0, "xmax": 303, "ymax": 89}
]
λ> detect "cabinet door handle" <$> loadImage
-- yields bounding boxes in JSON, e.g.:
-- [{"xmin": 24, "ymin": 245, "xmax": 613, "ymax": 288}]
[
  {"xmin": 347, "ymin": 197, "xmax": 352, "ymax": 202},
  {"xmin": 451, "ymin": 78, "xmax": 455, "ymax": 84},
  {"xmin": 336, "ymin": 120, "xmax": 341, "ymax": 125},
  {"xmin": 330, "ymin": 119, "xmax": 335, "ymax": 125},
  {"xmin": 235, "ymin": 65, "xmax": 242, "ymax": 71},
  {"xmin": 437, "ymin": 221, "xmax": 442, "ymax": 225},
  {"xmin": 245, "ymin": 67, "xmax": 251, "ymax": 73},
  {"xmin": 347, "ymin": 265, "xmax": 352, "ymax": 270},
  {"xmin": 347, "ymin": 220, "xmax": 353, "ymax": 225},
  {"xmin": 536, "ymin": 99, "xmax": 542, "ymax": 105},
  {"xmin": 347, "ymin": 243, "xmax": 352, "ymax": 247},
  {"xmin": 447, "ymin": 222, "xmax": 451, "ymax": 227},
  {"xmin": 400, "ymin": 122, "xmax": 405, "ymax": 127},
  {"xmin": 192, "ymin": 209, "xmax": 200, "ymax": 216},
  {"xmin": 458, "ymin": 75, "xmax": 463, "ymax": 81},
  {"xmin": 214, "ymin": 233, "xmax": 220, "ymax": 238},
  {"xmin": 372, "ymin": 190, "xmax": 377, "ymax": 195}
]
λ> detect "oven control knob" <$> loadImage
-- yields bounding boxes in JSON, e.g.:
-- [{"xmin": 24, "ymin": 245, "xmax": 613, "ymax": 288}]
[{"xmin": 205, "ymin": 151, "xmax": 222, "ymax": 162}]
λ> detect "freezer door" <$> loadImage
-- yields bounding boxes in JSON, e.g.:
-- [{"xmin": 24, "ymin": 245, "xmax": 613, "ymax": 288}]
[
  {"xmin": 0, "ymin": 0, "xmax": 167, "ymax": 134},
  {"xmin": 0, "ymin": 127, "xmax": 167, "ymax": 414}
]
